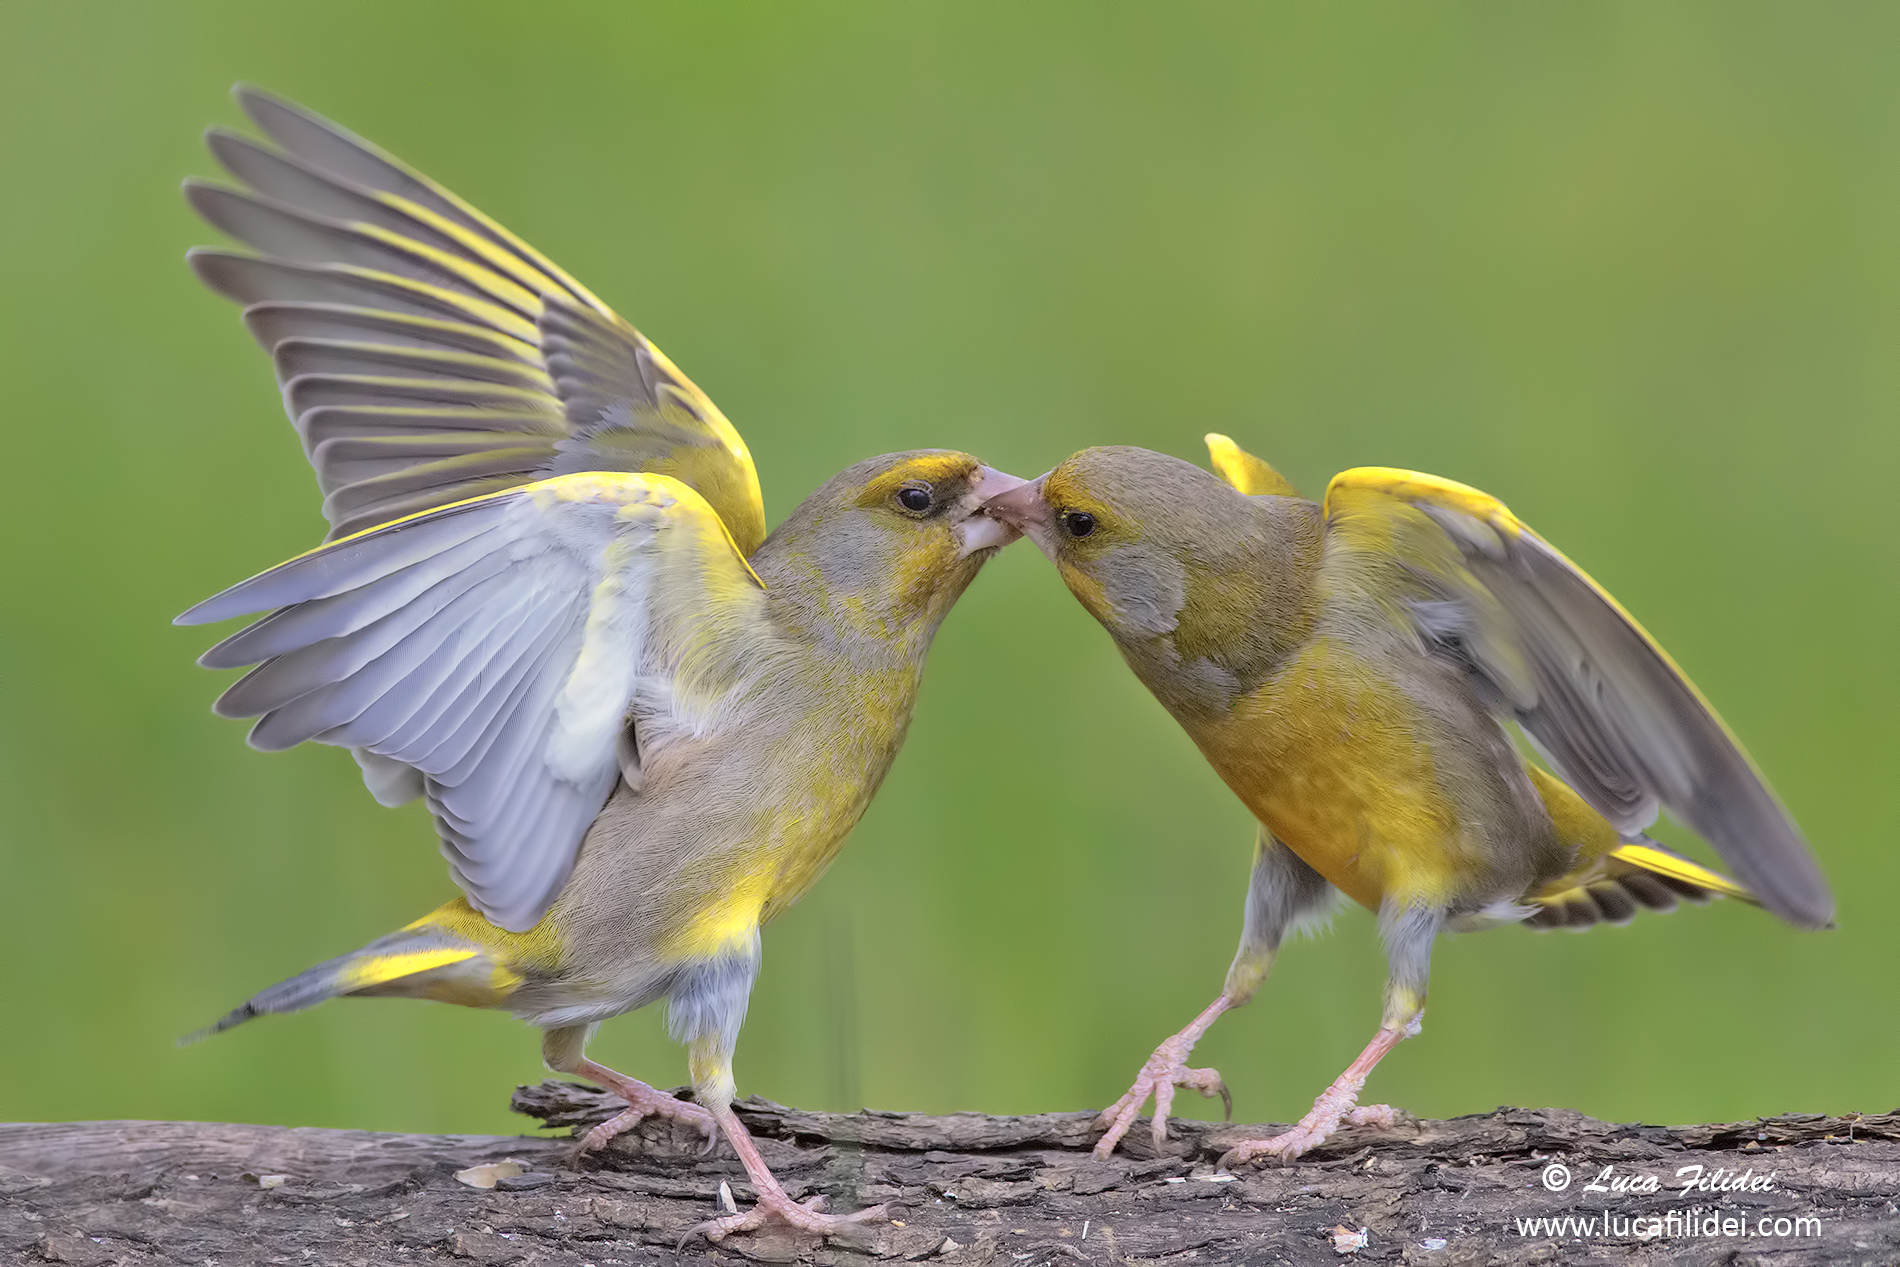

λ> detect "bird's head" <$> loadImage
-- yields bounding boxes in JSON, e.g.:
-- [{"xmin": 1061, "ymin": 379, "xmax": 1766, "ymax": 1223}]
[
  {"xmin": 983, "ymin": 445, "xmax": 1238, "ymax": 643},
  {"xmin": 759, "ymin": 451, "xmax": 1026, "ymax": 644},
  {"xmin": 984, "ymin": 445, "xmax": 1318, "ymax": 699}
]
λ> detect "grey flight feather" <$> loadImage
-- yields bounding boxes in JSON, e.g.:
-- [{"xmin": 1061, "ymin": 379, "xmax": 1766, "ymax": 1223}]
[
  {"xmin": 185, "ymin": 85, "xmax": 763, "ymax": 547},
  {"xmin": 1397, "ymin": 502, "xmax": 1833, "ymax": 930},
  {"xmin": 177, "ymin": 476, "xmax": 771, "ymax": 931}
]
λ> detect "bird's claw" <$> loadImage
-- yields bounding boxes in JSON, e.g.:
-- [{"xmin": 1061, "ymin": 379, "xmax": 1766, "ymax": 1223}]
[
  {"xmin": 683, "ymin": 1192, "xmax": 889, "ymax": 1247},
  {"xmin": 1093, "ymin": 1038, "xmax": 1230, "ymax": 1159},
  {"xmin": 1218, "ymin": 1096, "xmax": 1398, "ymax": 1169},
  {"xmin": 573, "ymin": 1088, "xmax": 718, "ymax": 1158}
]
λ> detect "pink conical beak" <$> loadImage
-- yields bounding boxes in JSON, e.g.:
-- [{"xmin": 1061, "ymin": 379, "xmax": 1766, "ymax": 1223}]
[
  {"xmin": 981, "ymin": 474, "xmax": 1051, "ymax": 534},
  {"xmin": 955, "ymin": 466, "xmax": 1033, "ymax": 557}
]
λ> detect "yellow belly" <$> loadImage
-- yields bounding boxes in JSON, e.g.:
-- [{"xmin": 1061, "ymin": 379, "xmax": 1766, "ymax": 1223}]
[
  {"xmin": 656, "ymin": 663, "xmax": 920, "ymax": 961},
  {"xmin": 1187, "ymin": 639, "xmax": 1473, "ymax": 910}
]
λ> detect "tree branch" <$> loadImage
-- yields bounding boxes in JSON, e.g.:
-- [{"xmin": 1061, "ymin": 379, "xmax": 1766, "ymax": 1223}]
[{"xmin": 3, "ymin": 1087, "xmax": 1895, "ymax": 1264}]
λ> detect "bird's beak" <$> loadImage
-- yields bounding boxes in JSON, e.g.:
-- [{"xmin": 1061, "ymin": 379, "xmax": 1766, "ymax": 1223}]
[
  {"xmin": 980, "ymin": 473, "xmax": 1055, "ymax": 557},
  {"xmin": 955, "ymin": 466, "xmax": 1032, "ymax": 557}
]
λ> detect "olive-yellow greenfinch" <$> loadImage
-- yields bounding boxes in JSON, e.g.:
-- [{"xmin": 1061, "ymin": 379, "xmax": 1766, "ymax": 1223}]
[
  {"xmin": 986, "ymin": 437, "xmax": 1830, "ymax": 1165},
  {"xmin": 177, "ymin": 87, "xmax": 1024, "ymax": 1240}
]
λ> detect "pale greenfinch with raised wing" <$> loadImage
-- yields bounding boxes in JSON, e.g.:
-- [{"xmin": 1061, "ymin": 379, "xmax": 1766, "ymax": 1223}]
[{"xmin": 177, "ymin": 87, "xmax": 1023, "ymax": 1241}]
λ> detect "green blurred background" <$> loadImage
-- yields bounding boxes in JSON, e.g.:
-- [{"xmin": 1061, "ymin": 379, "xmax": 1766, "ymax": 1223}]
[{"xmin": 3, "ymin": 3, "xmax": 1896, "ymax": 1138}]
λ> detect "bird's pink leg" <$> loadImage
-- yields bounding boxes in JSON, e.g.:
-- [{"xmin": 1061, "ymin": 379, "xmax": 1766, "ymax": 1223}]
[
  {"xmin": 1093, "ymin": 994, "xmax": 1237, "ymax": 1158},
  {"xmin": 570, "ymin": 1057, "xmax": 718, "ymax": 1154},
  {"xmin": 1219, "ymin": 1017, "xmax": 1416, "ymax": 1168},
  {"xmin": 685, "ymin": 1100, "xmax": 889, "ymax": 1244}
]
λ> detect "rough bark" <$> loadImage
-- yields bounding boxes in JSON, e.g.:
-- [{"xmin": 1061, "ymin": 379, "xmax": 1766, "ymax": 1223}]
[{"xmin": 3, "ymin": 1086, "xmax": 1896, "ymax": 1265}]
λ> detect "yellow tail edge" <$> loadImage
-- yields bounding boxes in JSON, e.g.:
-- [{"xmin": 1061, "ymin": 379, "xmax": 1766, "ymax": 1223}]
[
  {"xmin": 1526, "ymin": 840, "xmax": 1756, "ymax": 931},
  {"xmin": 182, "ymin": 899, "xmax": 539, "ymax": 1044},
  {"xmin": 1609, "ymin": 842, "xmax": 1758, "ymax": 906}
]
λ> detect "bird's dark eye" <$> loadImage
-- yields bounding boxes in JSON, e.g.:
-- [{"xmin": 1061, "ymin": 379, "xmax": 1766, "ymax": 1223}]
[
  {"xmin": 1063, "ymin": 511, "xmax": 1096, "ymax": 538},
  {"xmin": 896, "ymin": 484, "xmax": 933, "ymax": 513}
]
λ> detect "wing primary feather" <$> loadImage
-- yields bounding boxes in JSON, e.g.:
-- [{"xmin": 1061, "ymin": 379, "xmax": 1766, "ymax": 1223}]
[
  {"xmin": 273, "ymin": 338, "xmax": 554, "ymax": 391},
  {"xmin": 1326, "ymin": 466, "xmax": 1834, "ymax": 930},
  {"xmin": 241, "ymin": 569, "xmax": 522, "ymax": 748},
  {"xmin": 296, "ymin": 406, "xmax": 566, "ymax": 450},
  {"xmin": 324, "ymin": 476, "xmax": 539, "ymax": 543},
  {"xmin": 185, "ymin": 181, "xmax": 540, "ymax": 319},
  {"xmin": 177, "ymin": 502, "xmax": 505, "ymax": 626},
  {"xmin": 286, "ymin": 372, "xmax": 557, "ymax": 416},
  {"xmin": 213, "ymin": 562, "xmax": 513, "ymax": 718},
  {"xmin": 312, "ymin": 433, "xmax": 560, "ymax": 489},
  {"xmin": 189, "ymin": 251, "xmax": 538, "ymax": 343},
  {"xmin": 200, "ymin": 536, "xmax": 510, "ymax": 669},
  {"xmin": 243, "ymin": 302, "xmax": 538, "ymax": 363},
  {"xmin": 233, "ymin": 86, "xmax": 609, "ymax": 317},
  {"xmin": 318, "ymin": 450, "xmax": 555, "ymax": 529}
]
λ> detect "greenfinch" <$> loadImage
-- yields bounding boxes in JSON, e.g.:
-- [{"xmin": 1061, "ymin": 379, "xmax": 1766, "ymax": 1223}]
[
  {"xmin": 176, "ymin": 87, "xmax": 1024, "ymax": 1240},
  {"xmin": 985, "ymin": 436, "xmax": 1830, "ymax": 1166}
]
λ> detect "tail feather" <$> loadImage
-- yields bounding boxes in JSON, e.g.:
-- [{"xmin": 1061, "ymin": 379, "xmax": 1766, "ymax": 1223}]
[
  {"xmin": 182, "ymin": 904, "xmax": 532, "ymax": 1044},
  {"xmin": 1525, "ymin": 839, "xmax": 1757, "ymax": 932}
]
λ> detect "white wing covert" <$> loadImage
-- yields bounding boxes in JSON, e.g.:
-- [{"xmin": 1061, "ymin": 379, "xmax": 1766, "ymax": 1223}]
[{"xmin": 178, "ymin": 473, "xmax": 769, "ymax": 930}]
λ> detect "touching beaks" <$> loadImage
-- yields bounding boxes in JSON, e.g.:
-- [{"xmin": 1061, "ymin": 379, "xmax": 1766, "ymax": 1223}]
[
  {"xmin": 955, "ymin": 466, "xmax": 1031, "ymax": 557},
  {"xmin": 979, "ymin": 473, "xmax": 1054, "ymax": 555}
]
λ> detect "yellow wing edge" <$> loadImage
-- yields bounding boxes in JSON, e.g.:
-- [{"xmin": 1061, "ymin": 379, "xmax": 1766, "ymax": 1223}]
[
  {"xmin": 1320, "ymin": 465, "xmax": 1777, "ymax": 788},
  {"xmin": 1204, "ymin": 433, "xmax": 1302, "ymax": 498},
  {"xmin": 224, "ymin": 88, "xmax": 770, "ymax": 560},
  {"xmin": 176, "ymin": 470, "xmax": 764, "ymax": 628}
]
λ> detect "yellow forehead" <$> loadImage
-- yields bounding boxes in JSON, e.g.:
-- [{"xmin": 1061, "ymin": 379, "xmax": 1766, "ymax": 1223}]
[
  {"xmin": 858, "ymin": 453, "xmax": 977, "ymax": 505},
  {"xmin": 1041, "ymin": 463, "xmax": 1116, "ymax": 524}
]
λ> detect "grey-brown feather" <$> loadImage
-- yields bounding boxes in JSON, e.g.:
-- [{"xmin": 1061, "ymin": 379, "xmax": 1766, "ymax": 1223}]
[
  {"xmin": 185, "ymin": 87, "xmax": 756, "ymax": 545},
  {"xmin": 1039, "ymin": 445, "xmax": 1828, "ymax": 931},
  {"xmin": 1522, "ymin": 866, "xmax": 1717, "ymax": 931},
  {"xmin": 501, "ymin": 454, "xmax": 997, "ymax": 1029},
  {"xmin": 1451, "ymin": 529, "xmax": 1829, "ymax": 928},
  {"xmin": 1035, "ymin": 447, "xmax": 1744, "ymax": 926}
]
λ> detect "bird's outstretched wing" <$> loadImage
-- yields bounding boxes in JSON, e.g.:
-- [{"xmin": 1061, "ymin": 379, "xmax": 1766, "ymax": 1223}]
[
  {"xmin": 178, "ymin": 473, "xmax": 770, "ymax": 931},
  {"xmin": 185, "ymin": 85, "xmax": 766, "ymax": 553},
  {"xmin": 1320, "ymin": 465, "xmax": 1833, "ymax": 930}
]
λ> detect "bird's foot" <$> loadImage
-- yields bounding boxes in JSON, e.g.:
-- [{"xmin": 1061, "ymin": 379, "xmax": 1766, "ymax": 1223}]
[
  {"xmin": 1220, "ymin": 1089, "xmax": 1397, "ymax": 1168},
  {"xmin": 577, "ymin": 1095, "xmax": 718, "ymax": 1155},
  {"xmin": 1220, "ymin": 1020, "xmax": 1413, "ymax": 1168},
  {"xmin": 687, "ymin": 1191, "xmax": 890, "ymax": 1246},
  {"xmin": 1093, "ymin": 1035, "xmax": 1230, "ymax": 1159},
  {"xmin": 570, "ymin": 1062, "xmax": 718, "ymax": 1156}
]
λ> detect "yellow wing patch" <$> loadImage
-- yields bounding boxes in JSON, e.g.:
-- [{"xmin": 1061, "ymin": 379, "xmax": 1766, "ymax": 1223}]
[
  {"xmin": 1204, "ymin": 433, "xmax": 1301, "ymax": 498},
  {"xmin": 382, "ymin": 193, "xmax": 611, "ymax": 314},
  {"xmin": 1323, "ymin": 467, "xmax": 1527, "ymax": 540}
]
